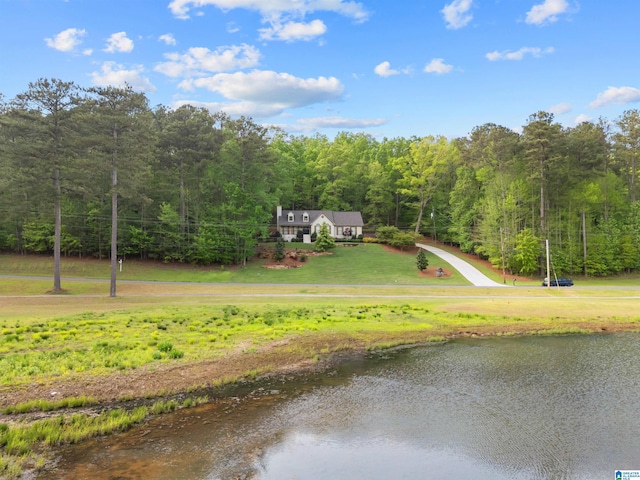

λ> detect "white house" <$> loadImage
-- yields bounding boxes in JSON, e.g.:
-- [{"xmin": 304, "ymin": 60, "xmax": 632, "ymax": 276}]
[{"xmin": 276, "ymin": 206, "xmax": 364, "ymax": 242}]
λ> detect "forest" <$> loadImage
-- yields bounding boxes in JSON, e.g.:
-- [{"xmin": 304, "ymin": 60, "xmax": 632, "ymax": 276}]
[{"xmin": 1, "ymin": 78, "xmax": 640, "ymax": 281}]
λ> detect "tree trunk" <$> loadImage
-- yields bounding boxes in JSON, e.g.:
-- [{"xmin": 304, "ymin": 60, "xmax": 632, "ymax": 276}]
[
  {"xmin": 53, "ymin": 167, "xmax": 62, "ymax": 292},
  {"xmin": 414, "ymin": 186, "xmax": 425, "ymax": 234},
  {"xmin": 415, "ymin": 202, "xmax": 425, "ymax": 234},
  {"xmin": 110, "ymin": 166, "xmax": 118, "ymax": 298},
  {"xmin": 632, "ymin": 152, "xmax": 637, "ymax": 203},
  {"xmin": 110, "ymin": 127, "xmax": 118, "ymax": 298},
  {"xmin": 539, "ymin": 159, "xmax": 545, "ymax": 234},
  {"xmin": 582, "ymin": 206, "xmax": 588, "ymax": 277}
]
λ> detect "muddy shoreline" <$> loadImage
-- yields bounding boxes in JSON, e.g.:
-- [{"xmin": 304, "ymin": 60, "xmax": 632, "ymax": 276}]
[{"xmin": 1, "ymin": 320, "xmax": 631, "ymax": 413}]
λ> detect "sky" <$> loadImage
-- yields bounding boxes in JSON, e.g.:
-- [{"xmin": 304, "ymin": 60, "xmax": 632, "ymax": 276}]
[{"xmin": 1, "ymin": 0, "xmax": 640, "ymax": 139}]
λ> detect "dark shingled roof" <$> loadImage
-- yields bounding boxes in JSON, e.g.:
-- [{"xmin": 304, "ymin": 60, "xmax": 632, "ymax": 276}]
[{"xmin": 278, "ymin": 210, "xmax": 364, "ymax": 227}]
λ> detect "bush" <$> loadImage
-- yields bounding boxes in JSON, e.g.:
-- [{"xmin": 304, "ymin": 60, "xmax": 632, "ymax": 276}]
[
  {"xmin": 375, "ymin": 226, "xmax": 400, "ymax": 243},
  {"xmin": 388, "ymin": 232, "xmax": 418, "ymax": 250},
  {"xmin": 314, "ymin": 223, "xmax": 335, "ymax": 252}
]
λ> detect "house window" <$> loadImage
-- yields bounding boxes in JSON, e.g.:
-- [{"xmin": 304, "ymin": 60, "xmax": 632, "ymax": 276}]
[
  {"xmin": 302, "ymin": 212, "xmax": 309, "ymax": 222},
  {"xmin": 337, "ymin": 227, "xmax": 343, "ymax": 236},
  {"xmin": 287, "ymin": 212, "xmax": 294, "ymax": 222}
]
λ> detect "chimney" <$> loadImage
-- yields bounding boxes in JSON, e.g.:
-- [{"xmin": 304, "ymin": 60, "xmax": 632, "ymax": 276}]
[{"xmin": 276, "ymin": 206, "xmax": 282, "ymax": 231}]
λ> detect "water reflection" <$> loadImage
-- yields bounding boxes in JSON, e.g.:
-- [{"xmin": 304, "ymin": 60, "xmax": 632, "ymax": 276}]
[{"xmin": 48, "ymin": 334, "xmax": 640, "ymax": 480}]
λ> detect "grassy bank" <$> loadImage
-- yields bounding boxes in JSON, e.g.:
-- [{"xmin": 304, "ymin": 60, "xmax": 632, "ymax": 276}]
[
  {"xmin": 1, "ymin": 249, "xmax": 639, "ymax": 477},
  {"xmin": 1, "ymin": 299, "xmax": 639, "ymax": 478},
  {"xmin": 1, "ymin": 297, "xmax": 639, "ymax": 477}
]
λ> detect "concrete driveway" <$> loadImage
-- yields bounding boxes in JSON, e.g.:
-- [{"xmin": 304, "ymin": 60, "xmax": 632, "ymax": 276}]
[{"xmin": 416, "ymin": 243, "xmax": 507, "ymax": 287}]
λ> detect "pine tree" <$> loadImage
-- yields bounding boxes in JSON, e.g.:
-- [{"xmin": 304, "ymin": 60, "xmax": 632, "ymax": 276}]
[
  {"xmin": 274, "ymin": 236, "xmax": 285, "ymax": 262},
  {"xmin": 314, "ymin": 223, "xmax": 335, "ymax": 252},
  {"xmin": 416, "ymin": 248, "xmax": 428, "ymax": 271}
]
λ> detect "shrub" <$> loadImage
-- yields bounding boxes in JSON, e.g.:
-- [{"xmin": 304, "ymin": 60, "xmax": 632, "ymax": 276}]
[
  {"xmin": 416, "ymin": 249, "xmax": 429, "ymax": 271},
  {"xmin": 388, "ymin": 232, "xmax": 418, "ymax": 250},
  {"xmin": 375, "ymin": 226, "xmax": 400, "ymax": 243},
  {"xmin": 314, "ymin": 223, "xmax": 335, "ymax": 252},
  {"xmin": 274, "ymin": 237, "xmax": 285, "ymax": 262}
]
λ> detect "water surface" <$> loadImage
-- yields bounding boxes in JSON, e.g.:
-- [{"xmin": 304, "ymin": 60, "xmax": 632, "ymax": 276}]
[{"xmin": 47, "ymin": 334, "xmax": 640, "ymax": 479}]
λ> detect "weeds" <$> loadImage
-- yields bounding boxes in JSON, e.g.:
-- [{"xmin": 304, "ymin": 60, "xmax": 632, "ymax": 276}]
[{"xmin": 2, "ymin": 396, "xmax": 98, "ymax": 414}]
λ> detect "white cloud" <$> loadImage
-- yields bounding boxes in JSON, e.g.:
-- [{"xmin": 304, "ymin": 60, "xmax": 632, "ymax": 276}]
[
  {"xmin": 227, "ymin": 22, "xmax": 241, "ymax": 33},
  {"xmin": 155, "ymin": 44, "xmax": 260, "ymax": 78},
  {"xmin": 90, "ymin": 62, "xmax": 156, "ymax": 92},
  {"xmin": 526, "ymin": 0, "xmax": 569, "ymax": 25},
  {"xmin": 104, "ymin": 32, "xmax": 134, "ymax": 53},
  {"xmin": 442, "ymin": 0, "xmax": 473, "ymax": 30},
  {"xmin": 259, "ymin": 19, "xmax": 327, "ymax": 41},
  {"xmin": 173, "ymin": 99, "xmax": 287, "ymax": 118},
  {"xmin": 188, "ymin": 70, "xmax": 344, "ymax": 109},
  {"xmin": 548, "ymin": 102, "xmax": 571, "ymax": 115},
  {"xmin": 159, "ymin": 33, "xmax": 177, "ymax": 46},
  {"xmin": 296, "ymin": 116, "xmax": 387, "ymax": 128},
  {"xmin": 574, "ymin": 114, "xmax": 591, "ymax": 124},
  {"xmin": 45, "ymin": 28, "xmax": 86, "ymax": 52},
  {"xmin": 374, "ymin": 61, "xmax": 400, "ymax": 78},
  {"xmin": 82, "ymin": 49, "xmax": 93, "ymax": 56},
  {"xmin": 486, "ymin": 46, "xmax": 554, "ymax": 61},
  {"xmin": 588, "ymin": 86, "xmax": 640, "ymax": 109},
  {"xmin": 176, "ymin": 70, "xmax": 344, "ymax": 118},
  {"xmin": 168, "ymin": 0, "xmax": 369, "ymax": 22},
  {"xmin": 424, "ymin": 58, "xmax": 453, "ymax": 74}
]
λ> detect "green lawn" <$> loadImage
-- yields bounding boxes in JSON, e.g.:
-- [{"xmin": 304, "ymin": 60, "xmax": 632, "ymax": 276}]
[{"xmin": 0, "ymin": 244, "xmax": 468, "ymax": 285}]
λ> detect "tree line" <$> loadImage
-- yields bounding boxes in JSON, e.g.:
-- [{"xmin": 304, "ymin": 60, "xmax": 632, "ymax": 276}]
[{"xmin": 1, "ymin": 78, "xmax": 640, "ymax": 289}]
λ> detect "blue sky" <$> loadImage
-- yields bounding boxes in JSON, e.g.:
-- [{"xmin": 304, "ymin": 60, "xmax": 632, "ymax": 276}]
[{"xmin": 1, "ymin": 0, "xmax": 639, "ymax": 139}]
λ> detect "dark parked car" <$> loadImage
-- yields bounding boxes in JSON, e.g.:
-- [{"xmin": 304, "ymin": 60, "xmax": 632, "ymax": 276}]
[{"xmin": 542, "ymin": 277, "xmax": 573, "ymax": 287}]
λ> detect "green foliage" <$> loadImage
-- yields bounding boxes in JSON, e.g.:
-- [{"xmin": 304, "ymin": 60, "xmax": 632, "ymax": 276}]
[
  {"xmin": 274, "ymin": 237, "xmax": 286, "ymax": 262},
  {"xmin": 155, "ymin": 202, "xmax": 185, "ymax": 263},
  {"xmin": 314, "ymin": 223, "xmax": 335, "ymax": 252},
  {"xmin": 21, "ymin": 221, "xmax": 54, "ymax": 254},
  {"xmin": 416, "ymin": 249, "xmax": 429, "ymax": 271},
  {"xmin": 388, "ymin": 232, "xmax": 418, "ymax": 250},
  {"xmin": 376, "ymin": 226, "xmax": 417, "ymax": 250},
  {"xmin": 123, "ymin": 226, "xmax": 153, "ymax": 259},
  {"xmin": 376, "ymin": 226, "xmax": 400, "ymax": 243},
  {"xmin": 513, "ymin": 229, "xmax": 541, "ymax": 275}
]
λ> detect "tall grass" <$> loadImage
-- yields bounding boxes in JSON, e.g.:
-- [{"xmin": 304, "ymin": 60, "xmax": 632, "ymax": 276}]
[
  {"xmin": 0, "ymin": 394, "xmax": 210, "ymax": 478},
  {"xmin": 2, "ymin": 396, "xmax": 98, "ymax": 414}
]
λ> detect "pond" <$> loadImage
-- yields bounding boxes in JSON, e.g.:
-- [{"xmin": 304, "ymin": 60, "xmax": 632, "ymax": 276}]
[{"xmin": 46, "ymin": 334, "xmax": 640, "ymax": 479}]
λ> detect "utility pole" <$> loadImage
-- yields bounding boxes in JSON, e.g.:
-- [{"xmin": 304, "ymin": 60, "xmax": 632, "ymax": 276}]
[
  {"xmin": 545, "ymin": 239, "xmax": 550, "ymax": 289},
  {"xmin": 500, "ymin": 227, "xmax": 506, "ymax": 284},
  {"xmin": 431, "ymin": 208, "xmax": 436, "ymax": 242}
]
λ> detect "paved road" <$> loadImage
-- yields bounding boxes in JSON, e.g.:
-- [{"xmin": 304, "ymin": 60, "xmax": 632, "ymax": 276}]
[{"xmin": 416, "ymin": 243, "xmax": 507, "ymax": 287}]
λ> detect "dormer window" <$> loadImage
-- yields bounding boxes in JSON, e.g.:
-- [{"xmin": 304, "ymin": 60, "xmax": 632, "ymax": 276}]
[
  {"xmin": 302, "ymin": 212, "xmax": 309, "ymax": 222},
  {"xmin": 287, "ymin": 212, "xmax": 294, "ymax": 222}
]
